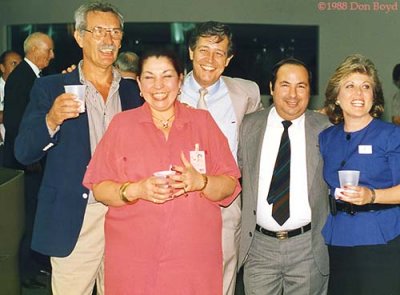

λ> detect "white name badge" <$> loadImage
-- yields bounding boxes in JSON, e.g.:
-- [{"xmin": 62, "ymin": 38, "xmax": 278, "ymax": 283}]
[
  {"xmin": 190, "ymin": 143, "xmax": 206, "ymax": 173},
  {"xmin": 358, "ymin": 145, "xmax": 372, "ymax": 154}
]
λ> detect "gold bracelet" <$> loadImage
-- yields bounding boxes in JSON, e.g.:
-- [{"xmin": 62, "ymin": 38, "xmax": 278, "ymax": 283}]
[
  {"xmin": 119, "ymin": 182, "xmax": 131, "ymax": 203},
  {"xmin": 369, "ymin": 188, "xmax": 376, "ymax": 204},
  {"xmin": 199, "ymin": 174, "xmax": 208, "ymax": 191}
]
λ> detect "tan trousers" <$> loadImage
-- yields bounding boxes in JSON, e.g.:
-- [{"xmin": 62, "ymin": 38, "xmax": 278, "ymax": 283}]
[
  {"xmin": 222, "ymin": 196, "xmax": 241, "ymax": 295},
  {"xmin": 51, "ymin": 202, "xmax": 107, "ymax": 295}
]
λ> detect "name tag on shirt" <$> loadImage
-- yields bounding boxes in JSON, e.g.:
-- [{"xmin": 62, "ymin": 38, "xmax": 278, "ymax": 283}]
[
  {"xmin": 358, "ymin": 145, "xmax": 372, "ymax": 154},
  {"xmin": 190, "ymin": 143, "xmax": 206, "ymax": 173}
]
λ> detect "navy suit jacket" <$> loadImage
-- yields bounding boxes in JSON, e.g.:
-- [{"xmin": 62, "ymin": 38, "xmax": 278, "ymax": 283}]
[
  {"xmin": 3, "ymin": 60, "xmax": 38, "ymax": 169},
  {"xmin": 15, "ymin": 69, "xmax": 143, "ymax": 256}
]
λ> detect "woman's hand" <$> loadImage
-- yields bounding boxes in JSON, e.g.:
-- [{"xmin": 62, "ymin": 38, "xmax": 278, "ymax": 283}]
[
  {"xmin": 170, "ymin": 152, "xmax": 206, "ymax": 197},
  {"xmin": 124, "ymin": 176, "xmax": 175, "ymax": 204},
  {"xmin": 337, "ymin": 185, "xmax": 374, "ymax": 205}
]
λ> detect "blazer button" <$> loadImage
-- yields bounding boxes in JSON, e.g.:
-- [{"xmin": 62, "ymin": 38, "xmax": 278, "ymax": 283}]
[
  {"xmin": 249, "ymin": 232, "xmax": 253, "ymax": 237},
  {"xmin": 82, "ymin": 193, "xmax": 88, "ymax": 199}
]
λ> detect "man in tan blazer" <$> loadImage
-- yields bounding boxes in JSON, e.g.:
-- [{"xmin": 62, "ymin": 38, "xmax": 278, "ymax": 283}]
[{"xmin": 180, "ymin": 21, "xmax": 262, "ymax": 295}]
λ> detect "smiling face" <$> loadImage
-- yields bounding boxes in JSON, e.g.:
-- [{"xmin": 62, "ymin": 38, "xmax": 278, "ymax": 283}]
[
  {"xmin": 270, "ymin": 64, "xmax": 310, "ymax": 120},
  {"xmin": 336, "ymin": 72, "xmax": 374, "ymax": 123},
  {"xmin": 137, "ymin": 56, "xmax": 183, "ymax": 117},
  {"xmin": 189, "ymin": 36, "xmax": 233, "ymax": 88},
  {"xmin": 74, "ymin": 11, "xmax": 122, "ymax": 70}
]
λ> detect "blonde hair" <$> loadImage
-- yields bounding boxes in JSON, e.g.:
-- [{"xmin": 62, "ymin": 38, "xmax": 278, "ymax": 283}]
[{"xmin": 324, "ymin": 54, "xmax": 384, "ymax": 124}]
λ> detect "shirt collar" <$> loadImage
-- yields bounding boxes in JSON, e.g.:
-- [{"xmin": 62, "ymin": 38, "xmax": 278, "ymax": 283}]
[
  {"xmin": 187, "ymin": 71, "xmax": 221, "ymax": 96},
  {"xmin": 77, "ymin": 60, "xmax": 121, "ymax": 85},
  {"xmin": 270, "ymin": 106, "xmax": 305, "ymax": 128},
  {"xmin": 24, "ymin": 57, "xmax": 41, "ymax": 77},
  {"xmin": 139, "ymin": 100, "xmax": 191, "ymax": 129}
]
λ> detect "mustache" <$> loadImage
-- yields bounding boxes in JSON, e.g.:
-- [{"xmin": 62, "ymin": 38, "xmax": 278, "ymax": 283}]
[{"xmin": 98, "ymin": 44, "xmax": 117, "ymax": 51}]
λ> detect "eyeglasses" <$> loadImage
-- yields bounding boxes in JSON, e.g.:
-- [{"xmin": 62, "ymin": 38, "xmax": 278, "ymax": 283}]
[{"xmin": 83, "ymin": 26, "xmax": 123, "ymax": 40}]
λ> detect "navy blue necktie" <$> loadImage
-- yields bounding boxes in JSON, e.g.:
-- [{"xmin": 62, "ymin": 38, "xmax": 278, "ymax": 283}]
[{"xmin": 267, "ymin": 120, "xmax": 292, "ymax": 225}]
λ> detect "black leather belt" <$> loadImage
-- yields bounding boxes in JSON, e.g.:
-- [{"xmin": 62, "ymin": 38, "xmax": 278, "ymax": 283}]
[
  {"xmin": 336, "ymin": 202, "xmax": 399, "ymax": 215},
  {"xmin": 255, "ymin": 223, "xmax": 311, "ymax": 240}
]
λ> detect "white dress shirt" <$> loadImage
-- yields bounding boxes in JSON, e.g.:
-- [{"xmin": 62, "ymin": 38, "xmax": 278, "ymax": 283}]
[
  {"xmin": 257, "ymin": 107, "xmax": 311, "ymax": 231},
  {"xmin": 24, "ymin": 57, "xmax": 41, "ymax": 77},
  {"xmin": 0, "ymin": 77, "xmax": 5, "ymax": 142}
]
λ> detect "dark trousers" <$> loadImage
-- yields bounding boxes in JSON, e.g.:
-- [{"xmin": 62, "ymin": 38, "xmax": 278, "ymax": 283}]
[
  {"xmin": 0, "ymin": 144, "xmax": 4, "ymax": 167},
  {"xmin": 328, "ymin": 235, "xmax": 400, "ymax": 295},
  {"xmin": 19, "ymin": 171, "xmax": 50, "ymax": 282}
]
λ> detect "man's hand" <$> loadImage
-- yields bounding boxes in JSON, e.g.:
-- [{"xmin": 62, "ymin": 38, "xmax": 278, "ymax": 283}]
[{"xmin": 46, "ymin": 93, "xmax": 81, "ymax": 131}]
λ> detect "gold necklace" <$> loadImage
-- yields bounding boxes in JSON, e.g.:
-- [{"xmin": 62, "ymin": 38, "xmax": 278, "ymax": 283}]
[{"xmin": 152, "ymin": 113, "xmax": 175, "ymax": 129}]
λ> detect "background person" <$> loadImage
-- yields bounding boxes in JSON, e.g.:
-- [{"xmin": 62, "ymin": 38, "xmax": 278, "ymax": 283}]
[
  {"xmin": 320, "ymin": 54, "xmax": 400, "ymax": 295},
  {"xmin": 0, "ymin": 50, "xmax": 22, "ymax": 165},
  {"xmin": 114, "ymin": 50, "xmax": 139, "ymax": 80},
  {"xmin": 2, "ymin": 32, "xmax": 54, "ymax": 289},
  {"xmin": 83, "ymin": 47, "xmax": 241, "ymax": 295},
  {"xmin": 391, "ymin": 63, "xmax": 400, "ymax": 124},
  {"xmin": 14, "ymin": 2, "xmax": 143, "ymax": 294}
]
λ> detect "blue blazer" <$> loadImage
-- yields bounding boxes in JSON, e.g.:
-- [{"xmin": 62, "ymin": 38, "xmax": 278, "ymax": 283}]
[{"xmin": 15, "ymin": 69, "xmax": 143, "ymax": 257}]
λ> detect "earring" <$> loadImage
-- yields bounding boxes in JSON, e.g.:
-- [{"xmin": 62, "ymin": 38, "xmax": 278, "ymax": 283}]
[
  {"xmin": 335, "ymin": 100, "xmax": 340, "ymax": 105},
  {"xmin": 178, "ymin": 89, "xmax": 181, "ymax": 95},
  {"xmin": 139, "ymin": 92, "xmax": 143, "ymax": 97}
]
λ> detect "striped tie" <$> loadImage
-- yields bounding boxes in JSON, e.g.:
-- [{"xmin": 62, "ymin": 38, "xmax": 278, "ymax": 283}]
[{"xmin": 267, "ymin": 120, "xmax": 292, "ymax": 225}]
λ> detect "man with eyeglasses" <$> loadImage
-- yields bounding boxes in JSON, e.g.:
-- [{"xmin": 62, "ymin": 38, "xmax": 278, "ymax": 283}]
[{"xmin": 14, "ymin": 2, "xmax": 143, "ymax": 294}]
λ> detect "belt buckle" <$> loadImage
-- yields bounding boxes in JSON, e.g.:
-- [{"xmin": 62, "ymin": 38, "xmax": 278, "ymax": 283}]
[{"xmin": 276, "ymin": 231, "xmax": 288, "ymax": 240}]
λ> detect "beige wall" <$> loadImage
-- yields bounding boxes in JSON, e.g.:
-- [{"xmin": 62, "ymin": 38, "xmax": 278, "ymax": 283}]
[{"xmin": 1, "ymin": 0, "xmax": 399, "ymax": 120}]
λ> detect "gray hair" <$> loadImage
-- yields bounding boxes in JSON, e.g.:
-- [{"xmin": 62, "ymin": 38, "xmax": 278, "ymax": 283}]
[
  {"xmin": 74, "ymin": 1, "xmax": 124, "ymax": 32},
  {"xmin": 115, "ymin": 51, "xmax": 139, "ymax": 74},
  {"xmin": 23, "ymin": 32, "xmax": 51, "ymax": 55}
]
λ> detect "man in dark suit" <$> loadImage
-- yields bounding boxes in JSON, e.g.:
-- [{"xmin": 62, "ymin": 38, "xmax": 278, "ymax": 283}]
[
  {"xmin": 0, "ymin": 50, "xmax": 22, "ymax": 166},
  {"xmin": 14, "ymin": 2, "xmax": 143, "ymax": 294},
  {"xmin": 3, "ymin": 32, "xmax": 54, "ymax": 169},
  {"xmin": 238, "ymin": 58, "xmax": 330, "ymax": 295},
  {"xmin": 3, "ymin": 32, "xmax": 54, "ymax": 289}
]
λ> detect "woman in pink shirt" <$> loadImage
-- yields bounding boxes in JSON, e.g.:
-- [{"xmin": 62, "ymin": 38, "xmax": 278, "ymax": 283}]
[{"xmin": 83, "ymin": 47, "xmax": 241, "ymax": 295}]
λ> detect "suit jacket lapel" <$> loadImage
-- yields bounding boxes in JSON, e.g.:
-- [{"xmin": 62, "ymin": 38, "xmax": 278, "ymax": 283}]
[
  {"xmin": 247, "ymin": 108, "xmax": 270, "ymax": 201},
  {"xmin": 305, "ymin": 110, "xmax": 320, "ymax": 205},
  {"xmin": 223, "ymin": 76, "xmax": 247, "ymax": 126}
]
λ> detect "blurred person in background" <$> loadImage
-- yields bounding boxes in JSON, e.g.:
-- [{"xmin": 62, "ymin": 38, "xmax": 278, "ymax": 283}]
[
  {"xmin": 0, "ymin": 50, "xmax": 22, "ymax": 165},
  {"xmin": 114, "ymin": 51, "xmax": 139, "ymax": 80},
  {"xmin": 3, "ymin": 32, "xmax": 54, "ymax": 289}
]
